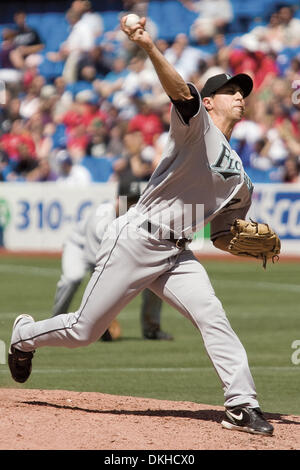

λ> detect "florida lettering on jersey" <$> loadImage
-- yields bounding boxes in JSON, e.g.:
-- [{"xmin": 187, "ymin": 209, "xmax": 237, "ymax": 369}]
[{"xmin": 210, "ymin": 143, "xmax": 242, "ymax": 180}]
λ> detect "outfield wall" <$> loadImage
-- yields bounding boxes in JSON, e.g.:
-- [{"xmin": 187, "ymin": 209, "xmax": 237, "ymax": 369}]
[
  {"xmin": 0, "ymin": 182, "xmax": 300, "ymax": 256},
  {"xmin": 0, "ymin": 182, "xmax": 117, "ymax": 251}
]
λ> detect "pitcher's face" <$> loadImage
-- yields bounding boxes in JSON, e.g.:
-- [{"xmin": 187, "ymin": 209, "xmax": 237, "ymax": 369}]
[{"xmin": 211, "ymin": 83, "xmax": 246, "ymax": 122}]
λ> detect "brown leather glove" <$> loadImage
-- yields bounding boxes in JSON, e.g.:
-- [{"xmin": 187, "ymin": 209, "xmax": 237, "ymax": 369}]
[{"xmin": 228, "ymin": 219, "xmax": 281, "ymax": 268}]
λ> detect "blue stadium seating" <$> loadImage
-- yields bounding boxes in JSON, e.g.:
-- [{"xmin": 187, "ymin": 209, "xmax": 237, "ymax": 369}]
[
  {"xmin": 101, "ymin": 11, "xmax": 120, "ymax": 32},
  {"xmin": 245, "ymin": 167, "xmax": 282, "ymax": 183},
  {"xmin": 38, "ymin": 54, "xmax": 65, "ymax": 81},
  {"xmin": 81, "ymin": 156, "xmax": 115, "ymax": 182},
  {"xmin": 2, "ymin": 1, "xmax": 299, "ymax": 54},
  {"xmin": 65, "ymin": 81, "xmax": 95, "ymax": 97},
  {"xmin": 148, "ymin": 0, "xmax": 198, "ymax": 40},
  {"xmin": 1, "ymin": 0, "xmax": 299, "ymax": 187},
  {"xmin": 276, "ymin": 45, "xmax": 300, "ymax": 75},
  {"xmin": 26, "ymin": 13, "xmax": 69, "ymax": 52},
  {"xmin": 231, "ymin": 0, "xmax": 266, "ymax": 18},
  {"xmin": 25, "ymin": 13, "xmax": 44, "ymax": 33},
  {"xmin": 51, "ymin": 124, "xmax": 67, "ymax": 149},
  {"xmin": 24, "ymin": 13, "xmax": 68, "ymax": 80}
]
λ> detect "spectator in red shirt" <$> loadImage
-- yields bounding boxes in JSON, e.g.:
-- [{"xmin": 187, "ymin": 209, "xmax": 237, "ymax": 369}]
[
  {"xmin": 67, "ymin": 123, "xmax": 90, "ymax": 159},
  {"xmin": 228, "ymin": 34, "xmax": 279, "ymax": 91},
  {"xmin": 1, "ymin": 119, "xmax": 36, "ymax": 161},
  {"xmin": 62, "ymin": 90, "xmax": 107, "ymax": 129},
  {"xmin": 127, "ymin": 96, "xmax": 163, "ymax": 146},
  {"xmin": 4, "ymin": 141, "xmax": 38, "ymax": 181},
  {"xmin": 61, "ymin": 90, "xmax": 108, "ymax": 159}
]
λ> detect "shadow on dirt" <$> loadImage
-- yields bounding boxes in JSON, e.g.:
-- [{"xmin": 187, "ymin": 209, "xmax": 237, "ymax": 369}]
[{"xmin": 21, "ymin": 400, "xmax": 300, "ymax": 426}]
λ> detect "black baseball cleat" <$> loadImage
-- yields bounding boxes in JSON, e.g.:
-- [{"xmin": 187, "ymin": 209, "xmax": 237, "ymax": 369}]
[
  {"xmin": 100, "ymin": 329, "xmax": 113, "ymax": 342},
  {"xmin": 222, "ymin": 406, "xmax": 274, "ymax": 436},
  {"xmin": 143, "ymin": 329, "xmax": 174, "ymax": 340},
  {"xmin": 8, "ymin": 314, "xmax": 35, "ymax": 383}
]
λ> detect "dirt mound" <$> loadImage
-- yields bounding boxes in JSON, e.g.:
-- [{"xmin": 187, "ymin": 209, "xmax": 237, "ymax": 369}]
[{"xmin": 0, "ymin": 388, "xmax": 299, "ymax": 450}]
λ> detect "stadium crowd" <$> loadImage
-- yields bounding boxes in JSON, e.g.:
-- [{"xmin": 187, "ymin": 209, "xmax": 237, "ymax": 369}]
[{"xmin": 0, "ymin": 0, "xmax": 300, "ymax": 185}]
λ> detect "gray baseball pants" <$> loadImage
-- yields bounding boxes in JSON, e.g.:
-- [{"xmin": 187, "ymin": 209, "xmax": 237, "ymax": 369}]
[
  {"xmin": 11, "ymin": 212, "xmax": 259, "ymax": 408},
  {"xmin": 52, "ymin": 240, "xmax": 163, "ymax": 335}
]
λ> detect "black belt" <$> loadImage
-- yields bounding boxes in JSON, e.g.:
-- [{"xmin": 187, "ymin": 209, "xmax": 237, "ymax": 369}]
[{"xmin": 140, "ymin": 220, "xmax": 190, "ymax": 249}]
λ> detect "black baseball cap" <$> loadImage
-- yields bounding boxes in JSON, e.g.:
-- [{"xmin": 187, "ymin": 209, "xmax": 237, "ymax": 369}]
[{"xmin": 200, "ymin": 73, "xmax": 253, "ymax": 99}]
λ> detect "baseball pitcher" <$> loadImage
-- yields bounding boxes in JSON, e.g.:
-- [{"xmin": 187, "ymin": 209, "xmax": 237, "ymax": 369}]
[{"xmin": 9, "ymin": 16, "xmax": 280, "ymax": 436}]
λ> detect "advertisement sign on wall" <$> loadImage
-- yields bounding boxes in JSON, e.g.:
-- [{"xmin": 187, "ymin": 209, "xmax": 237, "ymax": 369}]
[
  {"xmin": 1, "ymin": 182, "xmax": 300, "ymax": 256},
  {"xmin": 0, "ymin": 182, "xmax": 117, "ymax": 250},
  {"xmin": 191, "ymin": 183, "xmax": 300, "ymax": 255},
  {"xmin": 248, "ymin": 183, "xmax": 300, "ymax": 255}
]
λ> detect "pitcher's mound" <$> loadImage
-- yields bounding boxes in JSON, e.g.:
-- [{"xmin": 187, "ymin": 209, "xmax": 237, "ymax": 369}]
[{"xmin": 0, "ymin": 388, "xmax": 299, "ymax": 450}]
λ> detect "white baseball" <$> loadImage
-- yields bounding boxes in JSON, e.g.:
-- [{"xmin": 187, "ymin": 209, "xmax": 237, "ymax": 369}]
[{"xmin": 125, "ymin": 13, "xmax": 141, "ymax": 27}]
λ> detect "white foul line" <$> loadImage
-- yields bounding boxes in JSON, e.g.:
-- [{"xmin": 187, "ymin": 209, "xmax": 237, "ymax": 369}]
[
  {"xmin": 0, "ymin": 264, "xmax": 60, "ymax": 277},
  {"xmin": 0, "ymin": 264, "xmax": 299, "ymax": 292},
  {"xmin": 0, "ymin": 366, "xmax": 300, "ymax": 374}
]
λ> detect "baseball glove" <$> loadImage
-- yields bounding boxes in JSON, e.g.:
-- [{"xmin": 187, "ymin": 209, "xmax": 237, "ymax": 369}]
[{"xmin": 228, "ymin": 219, "xmax": 281, "ymax": 268}]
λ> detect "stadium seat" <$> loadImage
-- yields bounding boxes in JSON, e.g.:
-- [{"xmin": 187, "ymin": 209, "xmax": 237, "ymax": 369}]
[
  {"xmin": 276, "ymin": 45, "xmax": 300, "ymax": 75},
  {"xmin": 65, "ymin": 81, "xmax": 95, "ymax": 97},
  {"xmin": 245, "ymin": 167, "xmax": 281, "ymax": 183},
  {"xmin": 148, "ymin": 0, "xmax": 198, "ymax": 41},
  {"xmin": 52, "ymin": 124, "xmax": 67, "ymax": 149},
  {"xmin": 147, "ymin": 1, "xmax": 169, "ymax": 40},
  {"xmin": 231, "ymin": 0, "xmax": 265, "ymax": 18},
  {"xmin": 229, "ymin": 0, "xmax": 274, "ymax": 32},
  {"xmin": 38, "ymin": 54, "xmax": 65, "ymax": 81},
  {"xmin": 226, "ymin": 17, "xmax": 246, "ymax": 34},
  {"xmin": 160, "ymin": 0, "xmax": 197, "ymax": 39},
  {"xmin": 25, "ymin": 13, "xmax": 44, "ymax": 33},
  {"xmin": 81, "ymin": 156, "xmax": 115, "ymax": 182},
  {"xmin": 295, "ymin": 9, "xmax": 300, "ymax": 19},
  {"xmin": 27, "ymin": 13, "xmax": 69, "ymax": 52},
  {"xmin": 101, "ymin": 11, "xmax": 120, "ymax": 32},
  {"xmin": 43, "ymin": 16, "xmax": 69, "ymax": 52}
]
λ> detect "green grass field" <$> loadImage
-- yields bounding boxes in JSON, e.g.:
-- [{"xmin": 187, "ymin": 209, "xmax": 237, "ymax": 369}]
[{"xmin": 1, "ymin": 254, "xmax": 300, "ymax": 415}]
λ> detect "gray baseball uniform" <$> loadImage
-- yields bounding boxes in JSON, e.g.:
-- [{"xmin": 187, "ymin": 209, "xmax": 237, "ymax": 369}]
[
  {"xmin": 11, "ymin": 81, "xmax": 259, "ymax": 409},
  {"xmin": 53, "ymin": 201, "xmax": 164, "ymax": 338},
  {"xmin": 52, "ymin": 202, "xmax": 114, "ymax": 317}
]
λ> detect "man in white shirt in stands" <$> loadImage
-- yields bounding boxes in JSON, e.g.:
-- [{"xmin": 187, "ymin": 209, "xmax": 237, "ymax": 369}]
[
  {"xmin": 56, "ymin": 151, "xmax": 92, "ymax": 186},
  {"xmin": 47, "ymin": 4, "xmax": 100, "ymax": 83},
  {"xmin": 71, "ymin": 0, "xmax": 104, "ymax": 39}
]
